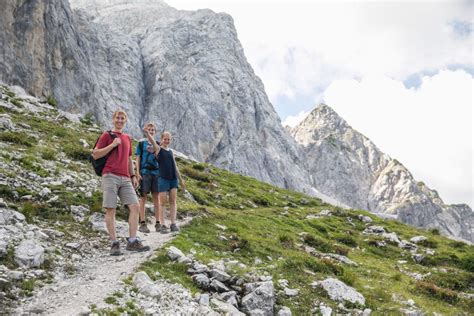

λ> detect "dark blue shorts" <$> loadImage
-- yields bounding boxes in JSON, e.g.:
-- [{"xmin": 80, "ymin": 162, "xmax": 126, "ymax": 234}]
[
  {"xmin": 139, "ymin": 174, "xmax": 159, "ymax": 196},
  {"xmin": 158, "ymin": 177, "xmax": 178, "ymax": 192}
]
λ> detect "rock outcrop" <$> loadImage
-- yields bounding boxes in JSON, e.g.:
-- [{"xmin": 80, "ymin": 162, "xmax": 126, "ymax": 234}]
[
  {"xmin": 1, "ymin": 0, "xmax": 312, "ymax": 193},
  {"xmin": 291, "ymin": 104, "xmax": 473, "ymax": 242}
]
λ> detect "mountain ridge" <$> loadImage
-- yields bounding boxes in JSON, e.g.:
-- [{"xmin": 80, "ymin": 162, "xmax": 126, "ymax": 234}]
[{"xmin": 291, "ymin": 104, "xmax": 473, "ymax": 242}]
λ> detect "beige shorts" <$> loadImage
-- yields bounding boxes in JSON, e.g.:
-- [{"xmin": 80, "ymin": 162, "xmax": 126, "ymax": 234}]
[{"xmin": 101, "ymin": 173, "xmax": 138, "ymax": 209}]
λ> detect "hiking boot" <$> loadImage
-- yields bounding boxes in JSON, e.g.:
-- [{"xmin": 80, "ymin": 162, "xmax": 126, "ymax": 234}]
[
  {"xmin": 139, "ymin": 221, "xmax": 150, "ymax": 233},
  {"xmin": 126, "ymin": 238, "xmax": 150, "ymax": 252},
  {"xmin": 170, "ymin": 223, "xmax": 180, "ymax": 232},
  {"xmin": 156, "ymin": 224, "xmax": 169, "ymax": 234},
  {"xmin": 110, "ymin": 241, "xmax": 122, "ymax": 256}
]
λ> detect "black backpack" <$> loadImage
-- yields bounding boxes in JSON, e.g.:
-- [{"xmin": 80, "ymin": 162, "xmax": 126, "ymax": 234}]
[{"xmin": 89, "ymin": 131, "xmax": 117, "ymax": 176}]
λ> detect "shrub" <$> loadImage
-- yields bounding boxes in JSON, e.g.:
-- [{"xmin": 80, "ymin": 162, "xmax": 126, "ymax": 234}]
[
  {"xmin": 415, "ymin": 281, "xmax": 459, "ymax": 304},
  {"xmin": 303, "ymin": 234, "xmax": 333, "ymax": 253},
  {"xmin": 10, "ymin": 98, "xmax": 22, "ymax": 107},
  {"xmin": 427, "ymin": 271, "xmax": 473, "ymax": 291},
  {"xmin": 279, "ymin": 234, "xmax": 295, "ymax": 249},
  {"xmin": 429, "ymin": 228, "xmax": 440, "ymax": 235},
  {"xmin": 283, "ymin": 256, "xmax": 343, "ymax": 275},
  {"xmin": 334, "ymin": 234, "xmax": 358, "ymax": 247},
  {"xmin": 460, "ymin": 253, "xmax": 474, "ymax": 272},
  {"xmin": 0, "ymin": 131, "xmax": 34, "ymax": 147},
  {"xmin": 449, "ymin": 241, "xmax": 466, "ymax": 249},
  {"xmin": 181, "ymin": 166, "xmax": 210, "ymax": 182},
  {"xmin": 334, "ymin": 245, "xmax": 350, "ymax": 256},
  {"xmin": 63, "ymin": 143, "xmax": 90, "ymax": 161},
  {"xmin": 0, "ymin": 184, "xmax": 15, "ymax": 200},
  {"xmin": 253, "ymin": 196, "xmax": 271, "ymax": 206},
  {"xmin": 80, "ymin": 112, "xmax": 95, "ymax": 126},
  {"xmin": 420, "ymin": 253, "xmax": 460, "ymax": 267},
  {"xmin": 418, "ymin": 238, "xmax": 438, "ymax": 248},
  {"xmin": 340, "ymin": 270, "xmax": 357, "ymax": 286},
  {"xmin": 46, "ymin": 95, "xmax": 58, "ymax": 107},
  {"xmin": 192, "ymin": 163, "xmax": 206, "ymax": 171},
  {"xmin": 41, "ymin": 148, "xmax": 56, "ymax": 161}
]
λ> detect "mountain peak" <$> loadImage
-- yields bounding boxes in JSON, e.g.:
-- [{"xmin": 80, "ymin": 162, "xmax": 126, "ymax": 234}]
[{"xmin": 290, "ymin": 103, "xmax": 349, "ymax": 146}]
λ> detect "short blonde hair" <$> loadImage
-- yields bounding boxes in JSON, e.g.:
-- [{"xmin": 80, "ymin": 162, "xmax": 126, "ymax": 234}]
[
  {"xmin": 112, "ymin": 109, "xmax": 128, "ymax": 120},
  {"xmin": 161, "ymin": 131, "xmax": 172, "ymax": 139},
  {"xmin": 144, "ymin": 122, "xmax": 156, "ymax": 129}
]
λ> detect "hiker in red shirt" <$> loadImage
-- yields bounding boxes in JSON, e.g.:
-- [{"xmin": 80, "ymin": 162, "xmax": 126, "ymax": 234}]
[{"xmin": 92, "ymin": 109, "xmax": 150, "ymax": 255}]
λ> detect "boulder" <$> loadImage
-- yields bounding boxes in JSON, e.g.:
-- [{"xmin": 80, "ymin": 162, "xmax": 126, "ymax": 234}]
[
  {"xmin": 193, "ymin": 273, "xmax": 210, "ymax": 289},
  {"xmin": 363, "ymin": 226, "xmax": 385, "ymax": 234},
  {"xmin": 132, "ymin": 271, "xmax": 161, "ymax": 300},
  {"xmin": 167, "ymin": 246, "xmax": 185, "ymax": 261},
  {"xmin": 14, "ymin": 240, "xmax": 45, "ymax": 268},
  {"xmin": 241, "ymin": 281, "xmax": 275, "ymax": 316},
  {"xmin": 277, "ymin": 306, "xmax": 292, "ymax": 316},
  {"xmin": 410, "ymin": 236, "xmax": 427, "ymax": 244},
  {"xmin": 210, "ymin": 279, "xmax": 230, "ymax": 293},
  {"xmin": 284, "ymin": 287, "xmax": 299, "ymax": 297},
  {"xmin": 313, "ymin": 278, "xmax": 365, "ymax": 306},
  {"xmin": 382, "ymin": 232, "xmax": 401, "ymax": 244},
  {"xmin": 210, "ymin": 269, "xmax": 231, "ymax": 282},
  {"xmin": 88, "ymin": 213, "xmax": 128, "ymax": 237},
  {"xmin": 70, "ymin": 205, "xmax": 89, "ymax": 221},
  {"xmin": 0, "ymin": 208, "xmax": 26, "ymax": 225},
  {"xmin": 211, "ymin": 298, "xmax": 244, "ymax": 316}
]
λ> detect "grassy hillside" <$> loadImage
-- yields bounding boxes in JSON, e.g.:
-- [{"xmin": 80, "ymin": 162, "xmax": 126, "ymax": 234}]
[{"xmin": 0, "ymin": 84, "xmax": 473, "ymax": 315}]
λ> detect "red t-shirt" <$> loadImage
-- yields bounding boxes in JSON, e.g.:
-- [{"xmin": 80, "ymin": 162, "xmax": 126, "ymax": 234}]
[{"xmin": 96, "ymin": 131, "xmax": 132, "ymax": 177}]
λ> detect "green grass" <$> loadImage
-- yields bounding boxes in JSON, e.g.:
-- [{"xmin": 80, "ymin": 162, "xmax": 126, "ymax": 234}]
[{"xmin": 0, "ymin": 92, "xmax": 473, "ymax": 315}]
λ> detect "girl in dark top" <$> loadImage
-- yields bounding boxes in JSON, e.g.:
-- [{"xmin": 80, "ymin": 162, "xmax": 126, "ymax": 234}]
[{"xmin": 145, "ymin": 130, "xmax": 185, "ymax": 233}]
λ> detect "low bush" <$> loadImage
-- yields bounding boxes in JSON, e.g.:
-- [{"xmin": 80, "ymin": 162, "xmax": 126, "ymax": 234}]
[
  {"xmin": 334, "ymin": 234, "xmax": 358, "ymax": 247},
  {"xmin": 63, "ymin": 144, "xmax": 90, "ymax": 161},
  {"xmin": 303, "ymin": 234, "xmax": 333, "ymax": 253},
  {"xmin": 0, "ymin": 131, "xmax": 34, "ymax": 147},
  {"xmin": 415, "ymin": 281, "xmax": 459, "ymax": 304}
]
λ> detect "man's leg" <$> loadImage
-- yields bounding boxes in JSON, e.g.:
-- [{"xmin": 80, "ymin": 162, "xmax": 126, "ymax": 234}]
[
  {"xmin": 128, "ymin": 202, "xmax": 140, "ymax": 238},
  {"xmin": 138, "ymin": 194, "xmax": 150, "ymax": 233},
  {"xmin": 118, "ymin": 177, "xmax": 150, "ymax": 252},
  {"xmin": 139, "ymin": 195, "xmax": 147, "ymax": 223},
  {"xmin": 152, "ymin": 192, "xmax": 160, "ymax": 224},
  {"xmin": 105, "ymin": 208, "xmax": 117, "ymax": 241},
  {"xmin": 102, "ymin": 175, "xmax": 121, "ymax": 255},
  {"xmin": 125, "ymin": 202, "xmax": 150, "ymax": 252}
]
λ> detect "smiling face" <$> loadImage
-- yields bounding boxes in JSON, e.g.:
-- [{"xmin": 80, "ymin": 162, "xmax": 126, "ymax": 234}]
[
  {"xmin": 112, "ymin": 113, "xmax": 127, "ymax": 131},
  {"xmin": 161, "ymin": 132, "xmax": 171, "ymax": 147},
  {"xmin": 145, "ymin": 124, "xmax": 156, "ymax": 136}
]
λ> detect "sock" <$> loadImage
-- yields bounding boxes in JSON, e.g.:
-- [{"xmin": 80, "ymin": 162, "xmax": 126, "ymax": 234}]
[
  {"xmin": 140, "ymin": 221, "xmax": 146, "ymax": 225},
  {"xmin": 111, "ymin": 240, "xmax": 119, "ymax": 245},
  {"xmin": 128, "ymin": 237, "xmax": 137, "ymax": 243}
]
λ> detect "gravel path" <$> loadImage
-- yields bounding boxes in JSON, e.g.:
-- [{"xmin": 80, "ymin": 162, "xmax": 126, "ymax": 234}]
[{"xmin": 14, "ymin": 219, "xmax": 191, "ymax": 315}]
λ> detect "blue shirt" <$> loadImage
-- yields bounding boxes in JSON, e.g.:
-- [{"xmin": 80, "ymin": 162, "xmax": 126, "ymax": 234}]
[{"xmin": 135, "ymin": 139, "xmax": 160, "ymax": 175}]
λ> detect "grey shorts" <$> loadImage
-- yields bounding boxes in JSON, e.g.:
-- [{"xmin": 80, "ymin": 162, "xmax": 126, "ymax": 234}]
[
  {"xmin": 101, "ymin": 173, "xmax": 139, "ymax": 209},
  {"xmin": 139, "ymin": 174, "xmax": 160, "ymax": 196}
]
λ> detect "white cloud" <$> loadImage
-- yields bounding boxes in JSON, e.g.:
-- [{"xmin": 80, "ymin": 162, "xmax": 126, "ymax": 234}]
[
  {"xmin": 282, "ymin": 110, "xmax": 310, "ymax": 128},
  {"xmin": 323, "ymin": 70, "xmax": 473, "ymax": 207},
  {"xmin": 166, "ymin": 0, "xmax": 473, "ymax": 206}
]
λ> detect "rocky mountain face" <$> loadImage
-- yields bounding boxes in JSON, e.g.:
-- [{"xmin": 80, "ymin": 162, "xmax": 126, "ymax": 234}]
[
  {"xmin": 291, "ymin": 104, "xmax": 473, "ymax": 242},
  {"xmin": 0, "ymin": 0, "xmax": 471, "ymax": 242},
  {"xmin": 0, "ymin": 0, "xmax": 312, "ymax": 193}
]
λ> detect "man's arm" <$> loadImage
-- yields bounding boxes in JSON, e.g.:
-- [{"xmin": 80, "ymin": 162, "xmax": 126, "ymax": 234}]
[
  {"xmin": 92, "ymin": 137, "xmax": 120, "ymax": 160},
  {"xmin": 144, "ymin": 130, "xmax": 160, "ymax": 154},
  {"xmin": 135, "ymin": 155, "xmax": 142, "ymax": 180},
  {"xmin": 129, "ymin": 156, "xmax": 138, "ymax": 188}
]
